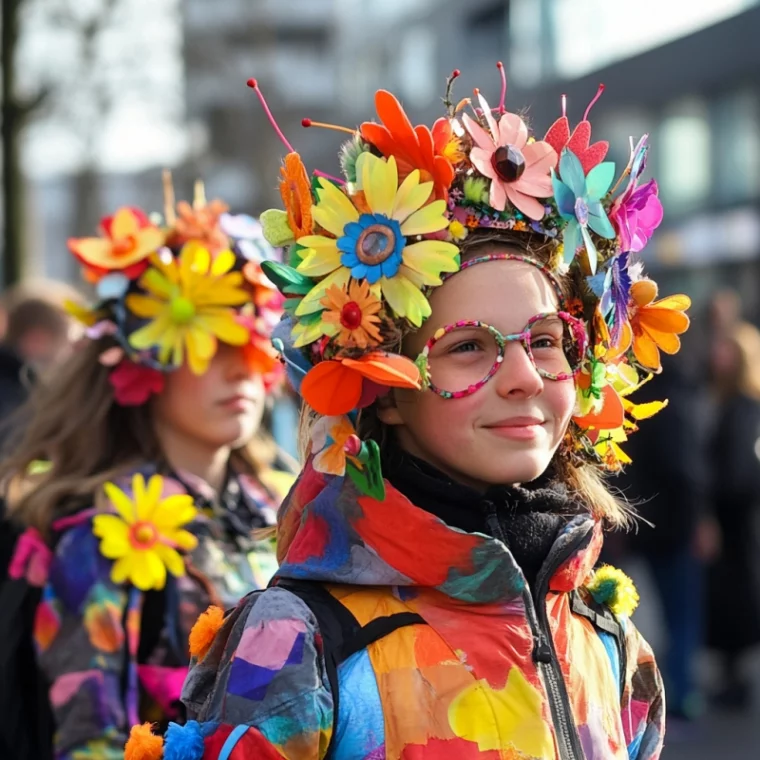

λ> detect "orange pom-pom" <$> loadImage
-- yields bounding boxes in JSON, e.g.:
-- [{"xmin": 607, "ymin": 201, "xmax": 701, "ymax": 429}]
[
  {"xmin": 189, "ymin": 605, "xmax": 225, "ymax": 660},
  {"xmin": 125, "ymin": 723, "xmax": 163, "ymax": 760}
]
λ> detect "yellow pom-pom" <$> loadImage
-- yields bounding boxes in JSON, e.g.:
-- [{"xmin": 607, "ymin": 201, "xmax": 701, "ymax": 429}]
[
  {"xmin": 125, "ymin": 723, "xmax": 163, "ymax": 760},
  {"xmin": 188, "ymin": 605, "xmax": 225, "ymax": 660},
  {"xmin": 586, "ymin": 565, "xmax": 640, "ymax": 618}
]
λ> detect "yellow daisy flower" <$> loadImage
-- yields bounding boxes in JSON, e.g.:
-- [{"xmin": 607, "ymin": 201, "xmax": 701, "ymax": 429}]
[
  {"xmin": 295, "ymin": 153, "xmax": 459, "ymax": 327},
  {"xmin": 93, "ymin": 473, "xmax": 198, "ymax": 591},
  {"xmin": 126, "ymin": 241, "xmax": 250, "ymax": 374}
]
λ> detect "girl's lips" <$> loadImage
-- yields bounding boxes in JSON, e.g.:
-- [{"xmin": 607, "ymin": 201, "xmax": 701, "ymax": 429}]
[
  {"xmin": 483, "ymin": 417, "xmax": 545, "ymax": 441},
  {"xmin": 218, "ymin": 395, "xmax": 253, "ymax": 413}
]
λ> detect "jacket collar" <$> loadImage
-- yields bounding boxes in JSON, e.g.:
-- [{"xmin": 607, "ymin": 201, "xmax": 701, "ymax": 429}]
[{"xmin": 275, "ymin": 460, "xmax": 601, "ymax": 604}]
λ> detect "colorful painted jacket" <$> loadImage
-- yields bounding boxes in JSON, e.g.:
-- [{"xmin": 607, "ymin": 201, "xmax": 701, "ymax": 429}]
[
  {"xmin": 178, "ymin": 461, "xmax": 664, "ymax": 760},
  {"xmin": 12, "ymin": 462, "xmax": 290, "ymax": 760}
]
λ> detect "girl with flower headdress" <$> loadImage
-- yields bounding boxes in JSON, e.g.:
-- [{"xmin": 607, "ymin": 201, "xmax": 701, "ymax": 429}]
[
  {"xmin": 0, "ymin": 183, "xmax": 294, "ymax": 760},
  {"xmin": 128, "ymin": 74, "xmax": 691, "ymax": 759}
]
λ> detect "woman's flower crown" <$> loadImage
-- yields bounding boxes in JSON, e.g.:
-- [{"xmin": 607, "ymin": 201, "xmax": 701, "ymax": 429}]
[{"xmin": 66, "ymin": 176, "xmax": 284, "ymax": 405}]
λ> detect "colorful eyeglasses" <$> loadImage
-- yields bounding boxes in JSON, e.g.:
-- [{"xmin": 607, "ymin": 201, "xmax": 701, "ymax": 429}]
[{"xmin": 417, "ymin": 312, "xmax": 587, "ymax": 398}]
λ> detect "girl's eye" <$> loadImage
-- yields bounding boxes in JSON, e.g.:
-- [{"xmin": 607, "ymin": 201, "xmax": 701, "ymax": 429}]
[
  {"xmin": 449, "ymin": 340, "xmax": 482, "ymax": 354},
  {"xmin": 530, "ymin": 336, "xmax": 560, "ymax": 350}
]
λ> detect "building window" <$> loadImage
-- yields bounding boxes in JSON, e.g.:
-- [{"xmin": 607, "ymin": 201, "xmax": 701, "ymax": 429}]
[
  {"xmin": 714, "ymin": 89, "xmax": 760, "ymax": 203},
  {"xmin": 397, "ymin": 26, "xmax": 437, "ymax": 106},
  {"xmin": 658, "ymin": 99, "xmax": 711, "ymax": 213}
]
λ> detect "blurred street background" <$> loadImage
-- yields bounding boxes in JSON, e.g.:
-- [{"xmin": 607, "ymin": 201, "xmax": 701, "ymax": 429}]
[{"xmin": 3, "ymin": 1, "xmax": 760, "ymax": 756}]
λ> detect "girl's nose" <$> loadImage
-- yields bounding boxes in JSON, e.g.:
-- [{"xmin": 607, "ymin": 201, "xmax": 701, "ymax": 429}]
[{"xmin": 493, "ymin": 341, "xmax": 544, "ymax": 399}]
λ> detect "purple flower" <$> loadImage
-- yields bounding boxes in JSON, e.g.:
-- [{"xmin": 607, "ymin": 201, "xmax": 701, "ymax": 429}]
[{"xmin": 610, "ymin": 178, "xmax": 663, "ymax": 253}]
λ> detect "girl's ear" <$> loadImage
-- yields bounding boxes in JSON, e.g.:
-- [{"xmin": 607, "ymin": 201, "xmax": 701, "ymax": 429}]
[{"xmin": 375, "ymin": 390, "xmax": 404, "ymax": 426}]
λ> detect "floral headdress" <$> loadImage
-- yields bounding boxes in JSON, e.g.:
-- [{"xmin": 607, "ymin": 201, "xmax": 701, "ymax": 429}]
[
  {"xmin": 249, "ymin": 67, "xmax": 690, "ymax": 495},
  {"xmin": 67, "ymin": 174, "xmax": 284, "ymax": 406}
]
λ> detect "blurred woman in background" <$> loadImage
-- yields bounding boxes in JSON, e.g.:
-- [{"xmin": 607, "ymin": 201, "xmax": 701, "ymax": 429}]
[
  {"xmin": 0, "ymin": 195, "xmax": 292, "ymax": 759},
  {"xmin": 707, "ymin": 320, "xmax": 760, "ymax": 710}
]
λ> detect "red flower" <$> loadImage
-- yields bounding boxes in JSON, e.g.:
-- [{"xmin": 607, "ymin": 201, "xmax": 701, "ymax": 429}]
[{"xmin": 109, "ymin": 360, "xmax": 165, "ymax": 406}]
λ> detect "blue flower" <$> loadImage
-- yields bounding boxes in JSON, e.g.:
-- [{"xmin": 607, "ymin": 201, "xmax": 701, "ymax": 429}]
[
  {"xmin": 552, "ymin": 149, "xmax": 616, "ymax": 274},
  {"xmin": 337, "ymin": 213, "xmax": 405, "ymax": 285},
  {"xmin": 587, "ymin": 252, "xmax": 631, "ymax": 345}
]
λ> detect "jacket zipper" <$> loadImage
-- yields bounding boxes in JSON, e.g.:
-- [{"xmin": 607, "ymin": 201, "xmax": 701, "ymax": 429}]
[{"xmin": 485, "ymin": 505, "xmax": 590, "ymax": 760}]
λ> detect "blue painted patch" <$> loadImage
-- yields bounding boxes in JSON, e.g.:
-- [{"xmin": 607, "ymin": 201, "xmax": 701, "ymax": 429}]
[
  {"xmin": 332, "ymin": 649, "xmax": 384, "ymax": 760},
  {"xmin": 227, "ymin": 658, "xmax": 278, "ymax": 701}
]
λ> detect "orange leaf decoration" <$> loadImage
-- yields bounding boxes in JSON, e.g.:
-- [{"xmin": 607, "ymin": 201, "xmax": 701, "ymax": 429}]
[
  {"xmin": 279, "ymin": 152, "xmax": 313, "ymax": 238},
  {"xmin": 302, "ymin": 361, "xmax": 364, "ymax": 415},
  {"xmin": 344, "ymin": 352, "xmax": 422, "ymax": 388},
  {"xmin": 302, "ymin": 353, "xmax": 421, "ymax": 416},
  {"xmin": 573, "ymin": 383, "xmax": 625, "ymax": 431},
  {"xmin": 360, "ymin": 90, "xmax": 455, "ymax": 201}
]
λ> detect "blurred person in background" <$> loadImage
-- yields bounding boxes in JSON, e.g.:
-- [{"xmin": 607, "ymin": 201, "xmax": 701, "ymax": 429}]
[
  {"xmin": 0, "ymin": 282, "xmax": 83, "ymax": 451},
  {"xmin": 0, "ymin": 195, "xmax": 293, "ymax": 760},
  {"xmin": 706, "ymin": 320, "xmax": 760, "ymax": 710},
  {"xmin": 616, "ymin": 356, "xmax": 713, "ymax": 724}
]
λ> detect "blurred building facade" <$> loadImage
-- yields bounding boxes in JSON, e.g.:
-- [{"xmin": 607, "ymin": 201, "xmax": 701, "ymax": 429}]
[
  {"xmin": 299, "ymin": 0, "xmax": 760, "ymax": 322},
  {"xmin": 182, "ymin": 0, "xmax": 341, "ymax": 213}
]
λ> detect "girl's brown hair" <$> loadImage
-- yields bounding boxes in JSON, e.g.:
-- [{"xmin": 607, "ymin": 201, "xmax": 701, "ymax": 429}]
[
  {"xmin": 298, "ymin": 230, "xmax": 631, "ymax": 528},
  {"xmin": 0, "ymin": 338, "xmax": 279, "ymax": 537}
]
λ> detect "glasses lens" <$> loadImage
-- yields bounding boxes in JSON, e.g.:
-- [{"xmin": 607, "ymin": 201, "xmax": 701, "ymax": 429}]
[
  {"xmin": 528, "ymin": 315, "xmax": 583, "ymax": 377},
  {"xmin": 427, "ymin": 325, "xmax": 501, "ymax": 395}
]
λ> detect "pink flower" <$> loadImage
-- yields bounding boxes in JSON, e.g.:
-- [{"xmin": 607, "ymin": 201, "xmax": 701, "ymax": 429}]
[
  {"xmin": 462, "ymin": 92, "xmax": 557, "ymax": 220},
  {"xmin": 610, "ymin": 178, "xmax": 663, "ymax": 253},
  {"xmin": 109, "ymin": 360, "xmax": 165, "ymax": 405}
]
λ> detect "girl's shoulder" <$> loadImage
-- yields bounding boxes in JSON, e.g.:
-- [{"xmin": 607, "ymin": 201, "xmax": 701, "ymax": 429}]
[{"xmin": 184, "ymin": 584, "xmax": 330, "ymax": 726}]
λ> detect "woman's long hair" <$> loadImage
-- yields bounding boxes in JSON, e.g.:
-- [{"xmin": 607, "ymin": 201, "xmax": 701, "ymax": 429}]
[{"xmin": 0, "ymin": 338, "xmax": 279, "ymax": 536}]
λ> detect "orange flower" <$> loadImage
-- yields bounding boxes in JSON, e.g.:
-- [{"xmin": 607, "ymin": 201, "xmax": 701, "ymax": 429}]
[
  {"xmin": 170, "ymin": 198, "xmax": 230, "ymax": 253},
  {"xmin": 68, "ymin": 207, "xmax": 164, "ymax": 278},
  {"xmin": 280, "ymin": 152, "xmax": 313, "ymax": 238},
  {"xmin": 628, "ymin": 280, "xmax": 690, "ymax": 371},
  {"xmin": 360, "ymin": 90, "xmax": 455, "ymax": 200},
  {"xmin": 321, "ymin": 280, "xmax": 383, "ymax": 349}
]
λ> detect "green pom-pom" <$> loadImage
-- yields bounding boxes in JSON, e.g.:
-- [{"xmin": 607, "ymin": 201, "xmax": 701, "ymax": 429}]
[
  {"xmin": 339, "ymin": 134, "xmax": 369, "ymax": 184},
  {"xmin": 586, "ymin": 565, "xmax": 640, "ymax": 618},
  {"xmin": 260, "ymin": 208, "xmax": 294, "ymax": 247},
  {"xmin": 463, "ymin": 177, "xmax": 488, "ymax": 205}
]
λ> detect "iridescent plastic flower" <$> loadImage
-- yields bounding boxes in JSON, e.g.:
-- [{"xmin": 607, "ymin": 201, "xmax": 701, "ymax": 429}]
[{"xmin": 552, "ymin": 149, "xmax": 616, "ymax": 274}]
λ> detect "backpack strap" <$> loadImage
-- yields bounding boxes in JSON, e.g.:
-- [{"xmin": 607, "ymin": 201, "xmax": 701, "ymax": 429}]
[
  {"xmin": 570, "ymin": 589, "xmax": 627, "ymax": 699},
  {"xmin": 275, "ymin": 579, "xmax": 424, "ymax": 758}
]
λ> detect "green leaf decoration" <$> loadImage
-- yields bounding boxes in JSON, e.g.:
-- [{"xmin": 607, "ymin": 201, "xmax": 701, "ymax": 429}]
[
  {"xmin": 283, "ymin": 297, "xmax": 302, "ymax": 315},
  {"xmin": 262, "ymin": 260, "xmax": 314, "ymax": 296},
  {"xmin": 297, "ymin": 309, "xmax": 325, "ymax": 327},
  {"xmin": 346, "ymin": 439, "xmax": 386, "ymax": 500},
  {"xmin": 288, "ymin": 243, "xmax": 305, "ymax": 268}
]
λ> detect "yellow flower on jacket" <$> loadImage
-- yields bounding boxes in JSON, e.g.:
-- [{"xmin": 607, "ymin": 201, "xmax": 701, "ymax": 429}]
[
  {"xmin": 126, "ymin": 241, "xmax": 250, "ymax": 374},
  {"xmin": 295, "ymin": 153, "xmax": 459, "ymax": 327},
  {"xmin": 448, "ymin": 667, "xmax": 556, "ymax": 758},
  {"xmin": 93, "ymin": 473, "xmax": 198, "ymax": 591}
]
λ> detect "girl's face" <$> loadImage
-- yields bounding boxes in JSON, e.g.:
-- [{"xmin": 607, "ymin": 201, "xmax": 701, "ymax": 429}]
[
  {"xmin": 152, "ymin": 343, "xmax": 266, "ymax": 452},
  {"xmin": 379, "ymin": 257, "xmax": 577, "ymax": 490}
]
